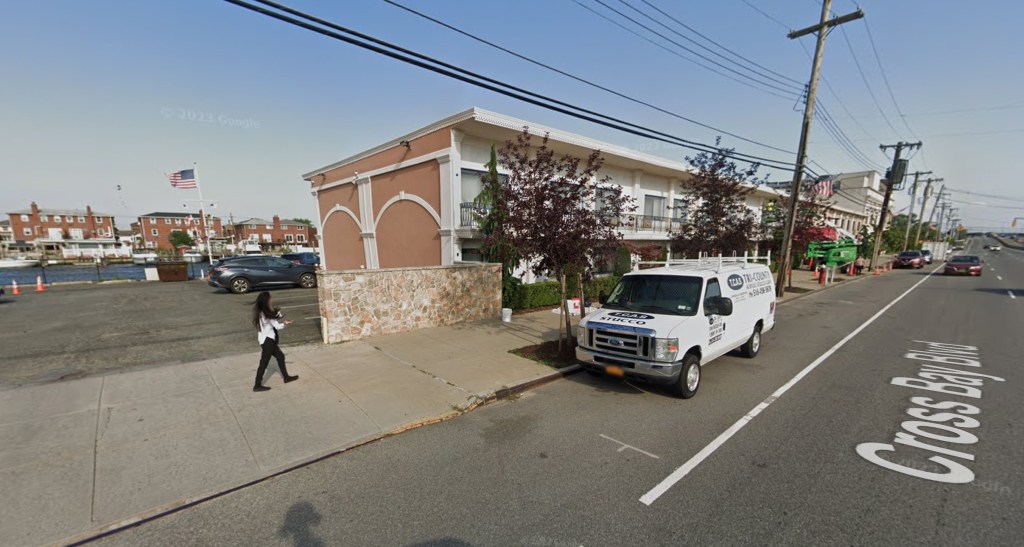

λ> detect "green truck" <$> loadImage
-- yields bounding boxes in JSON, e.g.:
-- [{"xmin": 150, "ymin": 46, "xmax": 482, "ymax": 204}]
[{"xmin": 805, "ymin": 238, "xmax": 859, "ymax": 269}]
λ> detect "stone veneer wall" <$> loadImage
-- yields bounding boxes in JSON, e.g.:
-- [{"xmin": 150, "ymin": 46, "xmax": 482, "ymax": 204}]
[{"xmin": 316, "ymin": 263, "xmax": 501, "ymax": 343}]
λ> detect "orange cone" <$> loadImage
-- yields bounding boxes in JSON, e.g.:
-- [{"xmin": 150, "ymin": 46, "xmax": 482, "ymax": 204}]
[
  {"xmin": 11, "ymin": 280, "xmax": 20, "ymax": 296},
  {"xmin": 35, "ymin": 276, "xmax": 46, "ymax": 292},
  {"xmin": 873, "ymin": 268, "xmax": 880, "ymax": 276}
]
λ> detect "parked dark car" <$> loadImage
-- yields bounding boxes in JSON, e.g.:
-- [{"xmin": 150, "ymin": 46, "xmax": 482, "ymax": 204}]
[
  {"xmin": 944, "ymin": 255, "xmax": 983, "ymax": 276},
  {"xmin": 208, "ymin": 255, "xmax": 317, "ymax": 294},
  {"xmin": 894, "ymin": 251, "xmax": 925, "ymax": 269},
  {"xmin": 281, "ymin": 252, "xmax": 320, "ymax": 267}
]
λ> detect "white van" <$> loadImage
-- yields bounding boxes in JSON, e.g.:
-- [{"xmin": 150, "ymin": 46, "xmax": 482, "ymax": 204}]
[{"xmin": 575, "ymin": 257, "xmax": 776, "ymax": 398}]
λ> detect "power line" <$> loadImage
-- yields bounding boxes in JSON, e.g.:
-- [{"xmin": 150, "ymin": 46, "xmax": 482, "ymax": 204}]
[
  {"xmin": 839, "ymin": 25, "xmax": 902, "ymax": 139},
  {"xmin": 862, "ymin": 15, "xmax": 919, "ymax": 140},
  {"xmin": 796, "ymin": 39, "xmax": 880, "ymax": 144},
  {"xmin": 945, "ymin": 188, "xmax": 1024, "ymax": 203},
  {"xmin": 945, "ymin": 198, "xmax": 1024, "ymax": 211},
  {"xmin": 815, "ymin": 104, "xmax": 885, "ymax": 170},
  {"xmin": 378, "ymin": 0, "xmax": 796, "ymax": 155},
  {"xmin": 739, "ymin": 0, "xmax": 791, "ymax": 30},
  {"xmin": 577, "ymin": 0, "xmax": 803, "ymax": 99},
  {"xmin": 226, "ymin": 0, "xmax": 799, "ymax": 170},
  {"xmin": 629, "ymin": 0, "xmax": 804, "ymax": 88}
]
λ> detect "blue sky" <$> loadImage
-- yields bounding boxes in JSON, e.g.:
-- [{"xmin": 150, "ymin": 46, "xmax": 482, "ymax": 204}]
[{"xmin": 2, "ymin": 0, "xmax": 1022, "ymax": 230}]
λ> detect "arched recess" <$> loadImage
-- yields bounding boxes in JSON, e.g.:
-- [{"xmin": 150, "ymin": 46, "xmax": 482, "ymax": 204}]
[
  {"xmin": 375, "ymin": 198, "xmax": 441, "ymax": 268},
  {"xmin": 321, "ymin": 205, "xmax": 365, "ymax": 269}
]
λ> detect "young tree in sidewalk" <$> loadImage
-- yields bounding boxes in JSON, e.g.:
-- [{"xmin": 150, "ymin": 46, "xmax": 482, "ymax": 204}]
[
  {"xmin": 487, "ymin": 128, "xmax": 634, "ymax": 349},
  {"xmin": 670, "ymin": 140, "xmax": 763, "ymax": 258}
]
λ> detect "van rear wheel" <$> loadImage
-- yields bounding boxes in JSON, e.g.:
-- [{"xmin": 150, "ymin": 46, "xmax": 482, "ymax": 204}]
[
  {"xmin": 674, "ymin": 354, "xmax": 701, "ymax": 399},
  {"xmin": 740, "ymin": 325, "xmax": 762, "ymax": 358}
]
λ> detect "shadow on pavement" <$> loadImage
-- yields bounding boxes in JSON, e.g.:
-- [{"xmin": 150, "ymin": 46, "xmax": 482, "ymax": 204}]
[
  {"xmin": 279, "ymin": 501, "xmax": 325, "ymax": 547},
  {"xmin": 406, "ymin": 539, "xmax": 474, "ymax": 547}
]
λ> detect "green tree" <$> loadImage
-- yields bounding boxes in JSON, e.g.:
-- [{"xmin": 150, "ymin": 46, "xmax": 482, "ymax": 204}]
[
  {"xmin": 292, "ymin": 218, "xmax": 313, "ymax": 226},
  {"xmin": 475, "ymin": 145, "xmax": 520, "ymax": 308},
  {"xmin": 670, "ymin": 140, "xmax": 763, "ymax": 258},
  {"xmin": 169, "ymin": 230, "xmax": 195, "ymax": 248}
]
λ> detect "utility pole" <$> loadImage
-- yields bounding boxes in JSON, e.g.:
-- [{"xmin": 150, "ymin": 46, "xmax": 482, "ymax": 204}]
[
  {"xmin": 775, "ymin": 0, "xmax": 864, "ymax": 298},
  {"xmin": 902, "ymin": 171, "xmax": 932, "ymax": 251},
  {"xmin": 871, "ymin": 141, "xmax": 922, "ymax": 269},
  {"xmin": 922, "ymin": 185, "xmax": 946, "ymax": 243},
  {"xmin": 913, "ymin": 177, "xmax": 943, "ymax": 246}
]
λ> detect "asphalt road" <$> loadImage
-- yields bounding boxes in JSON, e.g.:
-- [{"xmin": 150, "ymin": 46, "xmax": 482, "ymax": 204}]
[
  {"xmin": 0, "ymin": 280, "xmax": 322, "ymax": 389},
  {"xmin": 93, "ymin": 237, "xmax": 1022, "ymax": 546}
]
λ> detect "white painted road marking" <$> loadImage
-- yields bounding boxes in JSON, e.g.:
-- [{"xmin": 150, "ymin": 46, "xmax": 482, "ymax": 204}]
[
  {"xmin": 639, "ymin": 266, "xmax": 942, "ymax": 506},
  {"xmin": 997, "ymin": 275, "xmax": 1003, "ymax": 281},
  {"xmin": 600, "ymin": 434, "xmax": 660, "ymax": 459},
  {"xmin": 1010, "ymin": 291, "xmax": 1017, "ymax": 300}
]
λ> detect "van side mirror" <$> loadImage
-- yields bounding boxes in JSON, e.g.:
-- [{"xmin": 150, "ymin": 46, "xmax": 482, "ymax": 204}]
[
  {"xmin": 598, "ymin": 291, "xmax": 607, "ymax": 305},
  {"xmin": 705, "ymin": 296, "xmax": 734, "ymax": 316}
]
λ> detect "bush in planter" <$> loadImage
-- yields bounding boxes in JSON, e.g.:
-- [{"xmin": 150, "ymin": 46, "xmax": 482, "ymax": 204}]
[{"xmin": 510, "ymin": 276, "xmax": 622, "ymax": 310}]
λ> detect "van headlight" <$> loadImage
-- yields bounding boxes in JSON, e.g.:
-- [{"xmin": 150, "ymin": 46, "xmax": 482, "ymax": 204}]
[
  {"xmin": 654, "ymin": 338, "xmax": 679, "ymax": 362},
  {"xmin": 577, "ymin": 326, "xmax": 586, "ymax": 347}
]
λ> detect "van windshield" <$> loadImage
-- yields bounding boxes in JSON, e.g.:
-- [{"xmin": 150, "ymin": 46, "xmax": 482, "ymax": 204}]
[{"xmin": 603, "ymin": 275, "xmax": 703, "ymax": 316}]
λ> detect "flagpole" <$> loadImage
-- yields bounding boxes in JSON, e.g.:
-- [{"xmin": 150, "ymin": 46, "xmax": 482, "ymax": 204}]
[{"xmin": 193, "ymin": 162, "xmax": 214, "ymax": 266}]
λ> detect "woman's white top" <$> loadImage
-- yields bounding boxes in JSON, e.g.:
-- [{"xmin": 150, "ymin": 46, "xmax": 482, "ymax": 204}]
[{"xmin": 257, "ymin": 311, "xmax": 286, "ymax": 345}]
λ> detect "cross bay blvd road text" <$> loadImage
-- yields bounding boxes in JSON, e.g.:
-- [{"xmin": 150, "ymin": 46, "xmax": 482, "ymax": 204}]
[{"xmin": 857, "ymin": 340, "xmax": 1006, "ymax": 484}]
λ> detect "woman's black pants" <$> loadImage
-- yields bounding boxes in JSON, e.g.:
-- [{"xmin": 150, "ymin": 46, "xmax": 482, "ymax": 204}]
[{"xmin": 255, "ymin": 337, "xmax": 289, "ymax": 386}]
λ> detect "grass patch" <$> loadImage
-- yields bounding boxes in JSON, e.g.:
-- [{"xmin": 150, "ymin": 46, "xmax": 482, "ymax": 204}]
[{"xmin": 510, "ymin": 339, "xmax": 578, "ymax": 369}]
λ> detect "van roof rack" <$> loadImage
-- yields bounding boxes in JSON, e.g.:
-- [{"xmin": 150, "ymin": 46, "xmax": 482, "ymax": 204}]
[{"xmin": 635, "ymin": 251, "xmax": 772, "ymax": 274}]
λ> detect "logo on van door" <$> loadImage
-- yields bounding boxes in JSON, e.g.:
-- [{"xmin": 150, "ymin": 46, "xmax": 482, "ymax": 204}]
[{"xmin": 727, "ymin": 274, "xmax": 744, "ymax": 290}]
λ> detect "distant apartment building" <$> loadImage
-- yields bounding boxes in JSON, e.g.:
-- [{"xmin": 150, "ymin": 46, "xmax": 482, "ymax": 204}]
[
  {"xmin": 6, "ymin": 202, "xmax": 128, "ymax": 258},
  {"xmin": 227, "ymin": 215, "xmax": 317, "ymax": 252},
  {"xmin": 137, "ymin": 212, "xmax": 224, "ymax": 251}
]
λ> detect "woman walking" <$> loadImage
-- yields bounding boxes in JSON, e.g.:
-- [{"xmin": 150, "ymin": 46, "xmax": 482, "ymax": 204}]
[{"xmin": 252, "ymin": 291, "xmax": 299, "ymax": 392}]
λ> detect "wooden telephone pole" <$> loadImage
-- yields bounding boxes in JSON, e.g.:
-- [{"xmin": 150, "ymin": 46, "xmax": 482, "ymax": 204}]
[
  {"xmin": 871, "ymin": 141, "xmax": 921, "ymax": 269},
  {"xmin": 775, "ymin": 1, "xmax": 864, "ymax": 298}
]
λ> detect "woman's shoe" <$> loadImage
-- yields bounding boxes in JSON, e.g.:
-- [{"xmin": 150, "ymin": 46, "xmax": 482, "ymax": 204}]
[
  {"xmin": 253, "ymin": 385, "xmax": 271, "ymax": 392},
  {"xmin": 283, "ymin": 375, "xmax": 299, "ymax": 383}
]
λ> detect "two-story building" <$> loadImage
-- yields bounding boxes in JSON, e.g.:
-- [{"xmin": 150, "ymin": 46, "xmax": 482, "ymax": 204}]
[
  {"xmin": 302, "ymin": 107, "xmax": 781, "ymax": 273},
  {"xmin": 227, "ymin": 216, "xmax": 317, "ymax": 252},
  {"xmin": 137, "ymin": 212, "xmax": 223, "ymax": 252},
  {"xmin": 6, "ymin": 202, "xmax": 127, "ymax": 259}
]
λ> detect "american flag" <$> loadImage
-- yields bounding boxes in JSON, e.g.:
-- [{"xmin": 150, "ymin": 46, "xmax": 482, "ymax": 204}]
[
  {"xmin": 167, "ymin": 169, "xmax": 197, "ymax": 189},
  {"xmin": 810, "ymin": 178, "xmax": 834, "ymax": 198}
]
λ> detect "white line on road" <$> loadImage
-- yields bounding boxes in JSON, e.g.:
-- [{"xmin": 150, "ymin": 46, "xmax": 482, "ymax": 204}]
[
  {"xmin": 600, "ymin": 434, "xmax": 660, "ymax": 459},
  {"xmin": 997, "ymin": 275, "xmax": 1003, "ymax": 281},
  {"xmin": 638, "ymin": 266, "xmax": 942, "ymax": 506},
  {"xmin": 304, "ymin": 316, "xmax": 321, "ymax": 320},
  {"xmin": 280, "ymin": 303, "xmax": 319, "ymax": 309},
  {"xmin": 1010, "ymin": 291, "xmax": 1017, "ymax": 300}
]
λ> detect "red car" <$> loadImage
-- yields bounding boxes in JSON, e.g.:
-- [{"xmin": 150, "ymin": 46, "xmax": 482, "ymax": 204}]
[
  {"xmin": 944, "ymin": 255, "xmax": 983, "ymax": 276},
  {"xmin": 894, "ymin": 251, "xmax": 925, "ymax": 269}
]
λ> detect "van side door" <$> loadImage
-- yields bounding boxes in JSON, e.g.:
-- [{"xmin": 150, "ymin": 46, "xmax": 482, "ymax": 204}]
[{"xmin": 702, "ymin": 277, "xmax": 729, "ymax": 359}]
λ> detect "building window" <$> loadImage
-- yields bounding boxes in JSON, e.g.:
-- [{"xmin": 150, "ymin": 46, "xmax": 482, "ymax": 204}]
[
  {"xmin": 644, "ymin": 195, "xmax": 666, "ymax": 218},
  {"xmin": 248, "ymin": 224, "xmax": 256, "ymax": 229},
  {"xmin": 40, "ymin": 215, "xmax": 48, "ymax": 222},
  {"xmin": 175, "ymin": 218, "xmax": 182, "ymax": 225},
  {"xmin": 164, "ymin": 218, "xmax": 172, "ymax": 225},
  {"xmin": 66, "ymin": 216, "xmax": 74, "ymax": 222},
  {"xmin": 23, "ymin": 228, "xmax": 32, "ymax": 236},
  {"xmin": 54, "ymin": 216, "xmax": 61, "ymax": 224},
  {"xmin": 146, "ymin": 241, "xmax": 155, "ymax": 249},
  {"xmin": 266, "ymin": 225, "xmax": 273, "ymax": 230},
  {"xmin": 297, "ymin": 234, "xmax": 306, "ymax": 243},
  {"xmin": 262, "ymin": 234, "xmax": 272, "ymax": 242},
  {"xmin": 285, "ymin": 234, "xmax": 294, "ymax": 243},
  {"xmin": 20, "ymin": 214, "xmax": 28, "ymax": 221},
  {"xmin": 151, "ymin": 229, "xmax": 158, "ymax": 236},
  {"xmin": 298, "ymin": 225, "xmax": 305, "ymax": 230},
  {"xmin": 78, "ymin": 216, "xmax": 86, "ymax": 223}
]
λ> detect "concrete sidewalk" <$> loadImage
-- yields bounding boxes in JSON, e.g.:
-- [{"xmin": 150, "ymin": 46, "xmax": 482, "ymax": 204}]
[
  {"xmin": 0, "ymin": 266, "xmax": 882, "ymax": 546},
  {"xmin": 0, "ymin": 311, "xmax": 566, "ymax": 546}
]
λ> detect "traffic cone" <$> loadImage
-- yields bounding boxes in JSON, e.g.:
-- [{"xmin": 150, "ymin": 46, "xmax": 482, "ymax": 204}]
[
  {"xmin": 11, "ymin": 280, "xmax": 20, "ymax": 296},
  {"xmin": 873, "ymin": 268, "xmax": 880, "ymax": 276},
  {"xmin": 35, "ymin": 276, "xmax": 46, "ymax": 292}
]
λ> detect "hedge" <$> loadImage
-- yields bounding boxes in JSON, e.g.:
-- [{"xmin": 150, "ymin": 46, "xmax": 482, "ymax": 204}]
[{"xmin": 508, "ymin": 275, "xmax": 621, "ymax": 310}]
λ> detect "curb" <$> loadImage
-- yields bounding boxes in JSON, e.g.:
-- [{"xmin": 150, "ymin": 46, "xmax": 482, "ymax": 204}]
[
  {"xmin": 777, "ymin": 271, "xmax": 875, "ymax": 306},
  {"xmin": 58, "ymin": 365, "xmax": 578, "ymax": 546}
]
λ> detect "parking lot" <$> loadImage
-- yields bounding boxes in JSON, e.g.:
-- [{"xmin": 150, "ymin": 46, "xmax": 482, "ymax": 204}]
[{"xmin": 0, "ymin": 280, "xmax": 323, "ymax": 389}]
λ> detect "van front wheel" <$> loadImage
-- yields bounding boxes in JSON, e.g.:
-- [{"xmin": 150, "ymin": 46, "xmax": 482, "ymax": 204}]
[
  {"xmin": 740, "ymin": 325, "xmax": 762, "ymax": 358},
  {"xmin": 675, "ymin": 354, "xmax": 701, "ymax": 399}
]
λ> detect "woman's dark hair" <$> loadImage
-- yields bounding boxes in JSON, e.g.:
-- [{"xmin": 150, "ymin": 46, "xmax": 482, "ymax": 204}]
[{"xmin": 252, "ymin": 291, "xmax": 279, "ymax": 329}]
